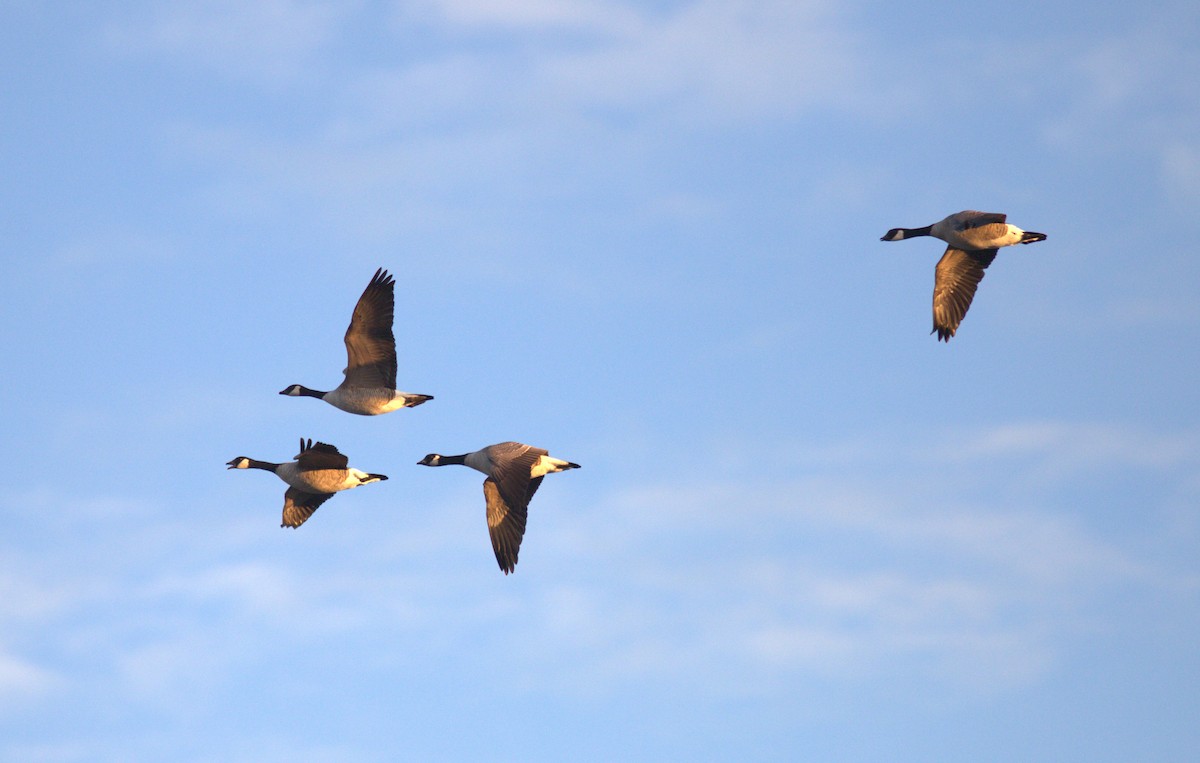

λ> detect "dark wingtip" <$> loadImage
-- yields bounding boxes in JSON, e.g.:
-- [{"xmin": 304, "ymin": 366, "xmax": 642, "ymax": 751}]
[{"xmin": 369, "ymin": 267, "xmax": 395, "ymax": 289}]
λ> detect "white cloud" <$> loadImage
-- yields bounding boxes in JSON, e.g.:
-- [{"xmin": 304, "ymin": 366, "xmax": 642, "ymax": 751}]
[
  {"xmin": 108, "ymin": 0, "xmax": 873, "ymax": 250},
  {"xmin": 108, "ymin": 0, "xmax": 865, "ymax": 123},
  {"xmin": 115, "ymin": 635, "xmax": 231, "ymax": 701},
  {"xmin": 384, "ymin": 0, "xmax": 869, "ymax": 127},
  {"xmin": 401, "ymin": 0, "xmax": 644, "ymax": 33},
  {"xmin": 1163, "ymin": 142, "xmax": 1200, "ymax": 208},
  {"xmin": 0, "ymin": 650, "xmax": 59, "ymax": 705},
  {"xmin": 1, "ymin": 418, "xmax": 1193, "ymax": 721},
  {"xmin": 533, "ymin": 0, "xmax": 864, "ymax": 120},
  {"xmin": 105, "ymin": 0, "xmax": 349, "ymax": 83},
  {"xmin": 1028, "ymin": 21, "xmax": 1200, "ymax": 207},
  {"xmin": 937, "ymin": 421, "xmax": 1200, "ymax": 473},
  {"xmin": 514, "ymin": 420, "xmax": 1198, "ymax": 697},
  {"xmin": 142, "ymin": 562, "xmax": 303, "ymax": 614}
]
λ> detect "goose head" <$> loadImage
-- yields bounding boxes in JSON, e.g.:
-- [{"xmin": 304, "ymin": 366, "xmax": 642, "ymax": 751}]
[
  {"xmin": 226, "ymin": 457, "xmax": 251, "ymax": 470},
  {"xmin": 417, "ymin": 454, "xmax": 444, "ymax": 466},
  {"xmin": 279, "ymin": 384, "xmax": 305, "ymax": 396},
  {"xmin": 880, "ymin": 228, "xmax": 907, "ymax": 242}
]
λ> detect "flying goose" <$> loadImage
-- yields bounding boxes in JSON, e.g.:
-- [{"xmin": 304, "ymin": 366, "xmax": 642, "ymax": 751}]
[
  {"xmin": 226, "ymin": 438, "xmax": 388, "ymax": 528},
  {"xmin": 881, "ymin": 210, "xmax": 1047, "ymax": 341},
  {"xmin": 417, "ymin": 442, "xmax": 580, "ymax": 574},
  {"xmin": 280, "ymin": 268, "xmax": 433, "ymax": 414}
]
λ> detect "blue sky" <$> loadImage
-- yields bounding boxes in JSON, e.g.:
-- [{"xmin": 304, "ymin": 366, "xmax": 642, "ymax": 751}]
[{"xmin": 2, "ymin": 0, "xmax": 1198, "ymax": 760}]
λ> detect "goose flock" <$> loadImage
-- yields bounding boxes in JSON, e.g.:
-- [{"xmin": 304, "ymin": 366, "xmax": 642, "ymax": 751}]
[
  {"xmin": 228, "ymin": 267, "xmax": 579, "ymax": 574},
  {"xmin": 230, "ymin": 212, "xmax": 1044, "ymax": 573}
]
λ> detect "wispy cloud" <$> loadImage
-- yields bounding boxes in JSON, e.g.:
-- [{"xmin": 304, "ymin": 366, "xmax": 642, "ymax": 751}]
[
  {"xmin": 936, "ymin": 421, "xmax": 1200, "ymax": 472},
  {"xmin": 530, "ymin": 0, "xmax": 866, "ymax": 121},
  {"xmin": 1031, "ymin": 22, "xmax": 1200, "ymax": 205},
  {"xmin": 104, "ymin": 0, "xmax": 349, "ymax": 84},
  {"xmin": 1162, "ymin": 142, "xmax": 1200, "ymax": 208},
  {"xmin": 529, "ymin": 483, "xmax": 1149, "ymax": 693},
  {"xmin": 111, "ymin": 0, "xmax": 866, "ymax": 122},
  {"xmin": 132, "ymin": 1, "xmax": 868, "ymax": 182},
  {"xmin": 537, "ymin": 419, "xmax": 1198, "ymax": 691},
  {"xmin": 399, "ymin": 0, "xmax": 645, "ymax": 34},
  {"xmin": 0, "ymin": 650, "xmax": 59, "ymax": 706},
  {"xmin": 0, "ymin": 416, "xmax": 1195, "ymax": 742}
]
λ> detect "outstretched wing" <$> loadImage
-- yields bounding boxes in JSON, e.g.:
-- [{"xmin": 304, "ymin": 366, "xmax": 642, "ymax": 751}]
[
  {"xmin": 295, "ymin": 439, "xmax": 350, "ymax": 471},
  {"xmin": 484, "ymin": 478, "xmax": 527, "ymax": 574},
  {"xmin": 932, "ymin": 247, "xmax": 998, "ymax": 341},
  {"xmin": 487, "ymin": 442, "xmax": 548, "ymax": 513},
  {"xmin": 343, "ymin": 268, "xmax": 397, "ymax": 390},
  {"xmin": 282, "ymin": 487, "xmax": 335, "ymax": 528}
]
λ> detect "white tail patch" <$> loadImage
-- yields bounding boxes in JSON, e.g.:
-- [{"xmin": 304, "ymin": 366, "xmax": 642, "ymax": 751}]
[
  {"xmin": 531, "ymin": 455, "xmax": 578, "ymax": 477},
  {"xmin": 349, "ymin": 468, "xmax": 384, "ymax": 485}
]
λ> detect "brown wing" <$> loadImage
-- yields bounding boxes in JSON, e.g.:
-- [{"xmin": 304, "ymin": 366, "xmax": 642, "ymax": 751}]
[
  {"xmin": 343, "ymin": 268, "xmax": 397, "ymax": 390},
  {"xmin": 296, "ymin": 439, "xmax": 349, "ymax": 471},
  {"xmin": 484, "ymin": 478, "xmax": 527, "ymax": 574},
  {"xmin": 487, "ymin": 443, "xmax": 547, "ymax": 514},
  {"xmin": 281, "ymin": 487, "xmax": 335, "ymax": 528},
  {"xmin": 957, "ymin": 211, "xmax": 1007, "ymax": 230},
  {"xmin": 932, "ymin": 247, "xmax": 998, "ymax": 341},
  {"xmin": 526, "ymin": 475, "xmax": 545, "ymax": 503}
]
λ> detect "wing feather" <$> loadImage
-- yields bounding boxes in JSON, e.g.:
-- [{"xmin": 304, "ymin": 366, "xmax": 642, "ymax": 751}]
[
  {"xmin": 956, "ymin": 210, "xmax": 1007, "ymax": 229},
  {"xmin": 296, "ymin": 440, "xmax": 349, "ymax": 471},
  {"xmin": 343, "ymin": 268, "xmax": 397, "ymax": 390},
  {"xmin": 282, "ymin": 487, "xmax": 335, "ymax": 528},
  {"xmin": 932, "ymin": 247, "xmax": 997, "ymax": 341},
  {"xmin": 484, "ymin": 478, "xmax": 527, "ymax": 574},
  {"xmin": 488, "ymin": 443, "xmax": 547, "ymax": 513}
]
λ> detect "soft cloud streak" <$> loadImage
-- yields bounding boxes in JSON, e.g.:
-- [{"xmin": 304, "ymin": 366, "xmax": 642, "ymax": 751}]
[
  {"xmin": 0, "ymin": 651, "xmax": 59, "ymax": 706},
  {"xmin": 105, "ymin": 0, "xmax": 349, "ymax": 84},
  {"xmin": 401, "ymin": 0, "xmax": 644, "ymax": 33}
]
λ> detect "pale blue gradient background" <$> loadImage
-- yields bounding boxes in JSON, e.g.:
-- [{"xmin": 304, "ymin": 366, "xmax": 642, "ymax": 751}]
[{"xmin": 2, "ymin": 1, "xmax": 1198, "ymax": 761}]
